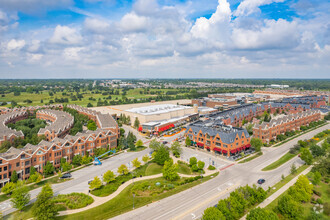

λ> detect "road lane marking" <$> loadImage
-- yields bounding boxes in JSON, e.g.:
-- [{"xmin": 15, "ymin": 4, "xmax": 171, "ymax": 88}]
[{"xmin": 172, "ymin": 183, "xmax": 239, "ymax": 220}]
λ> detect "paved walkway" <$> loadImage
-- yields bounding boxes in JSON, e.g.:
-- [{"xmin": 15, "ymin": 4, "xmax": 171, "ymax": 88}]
[
  {"xmin": 240, "ymin": 166, "xmax": 312, "ymax": 220},
  {"xmin": 58, "ymin": 169, "xmax": 218, "ymax": 216}
]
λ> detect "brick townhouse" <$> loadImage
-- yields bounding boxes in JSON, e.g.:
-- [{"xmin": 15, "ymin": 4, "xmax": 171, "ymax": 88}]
[
  {"xmin": 253, "ymin": 109, "xmax": 321, "ymax": 143},
  {"xmin": 0, "ymin": 106, "xmax": 118, "ymax": 188}
]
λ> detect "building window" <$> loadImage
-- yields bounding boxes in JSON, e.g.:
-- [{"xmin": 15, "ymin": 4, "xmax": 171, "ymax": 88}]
[
  {"xmin": 16, "ymin": 162, "xmax": 19, "ymax": 167},
  {"xmin": 3, "ymin": 174, "xmax": 7, "ymax": 179},
  {"xmin": 4, "ymin": 166, "xmax": 7, "ymax": 171}
]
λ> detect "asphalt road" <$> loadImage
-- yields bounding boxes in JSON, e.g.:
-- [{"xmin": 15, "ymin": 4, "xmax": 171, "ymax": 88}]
[
  {"xmin": 0, "ymin": 148, "xmax": 152, "ymax": 216},
  {"xmin": 111, "ymin": 123, "xmax": 329, "ymax": 220}
]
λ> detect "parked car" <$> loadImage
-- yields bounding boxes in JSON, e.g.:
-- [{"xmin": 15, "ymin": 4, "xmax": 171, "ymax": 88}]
[
  {"xmin": 162, "ymin": 141, "xmax": 168, "ymax": 144},
  {"xmin": 257, "ymin": 178, "xmax": 265, "ymax": 184},
  {"xmin": 60, "ymin": 173, "xmax": 72, "ymax": 179}
]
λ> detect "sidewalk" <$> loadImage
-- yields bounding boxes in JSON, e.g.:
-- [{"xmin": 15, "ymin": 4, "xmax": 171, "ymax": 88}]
[{"xmin": 240, "ymin": 166, "xmax": 312, "ymax": 220}]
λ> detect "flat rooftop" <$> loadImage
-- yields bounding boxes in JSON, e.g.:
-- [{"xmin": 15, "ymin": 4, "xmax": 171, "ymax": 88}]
[{"xmin": 126, "ymin": 104, "xmax": 192, "ymax": 115}]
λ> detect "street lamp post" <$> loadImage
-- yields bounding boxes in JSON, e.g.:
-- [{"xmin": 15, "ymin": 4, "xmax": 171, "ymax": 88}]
[{"xmin": 133, "ymin": 193, "xmax": 135, "ymax": 209}]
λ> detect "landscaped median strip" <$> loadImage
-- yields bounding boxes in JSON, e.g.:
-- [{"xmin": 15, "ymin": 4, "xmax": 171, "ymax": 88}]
[
  {"xmin": 58, "ymin": 170, "xmax": 219, "ymax": 216},
  {"xmin": 262, "ymin": 152, "xmax": 297, "ymax": 171}
]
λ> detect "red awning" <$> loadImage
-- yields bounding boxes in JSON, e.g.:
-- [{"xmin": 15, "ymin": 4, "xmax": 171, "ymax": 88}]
[
  {"xmin": 222, "ymin": 150, "xmax": 227, "ymax": 154},
  {"xmin": 197, "ymin": 142, "xmax": 204, "ymax": 147},
  {"xmin": 205, "ymin": 146, "xmax": 210, "ymax": 150},
  {"xmin": 214, "ymin": 147, "xmax": 221, "ymax": 152},
  {"xmin": 230, "ymin": 149, "xmax": 237, "ymax": 154},
  {"xmin": 245, "ymin": 144, "xmax": 251, "ymax": 148}
]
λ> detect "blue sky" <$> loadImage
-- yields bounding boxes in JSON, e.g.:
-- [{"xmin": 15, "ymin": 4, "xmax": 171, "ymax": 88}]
[{"xmin": 0, "ymin": 0, "xmax": 329, "ymax": 78}]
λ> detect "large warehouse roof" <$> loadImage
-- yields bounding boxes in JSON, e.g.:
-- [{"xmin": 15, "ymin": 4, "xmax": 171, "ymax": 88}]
[{"xmin": 126, "ymin": 104, "xmax": 192, "ymax": 115}]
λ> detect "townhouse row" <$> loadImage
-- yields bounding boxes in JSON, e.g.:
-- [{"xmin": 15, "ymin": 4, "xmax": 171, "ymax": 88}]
[
  {"xmin": 253, "ymin": 109, "xmax": 321, "ymax": 143},
  {"xmin": 0, "ymin": 129, "xmax": 117, "ymax": 187}
]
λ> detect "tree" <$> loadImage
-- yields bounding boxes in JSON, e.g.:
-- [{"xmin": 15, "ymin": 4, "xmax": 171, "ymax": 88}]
[
  {"xmin": 32, "ymin": 184, "xmax": 58, "ymax": 220},
  {"xmin": 171, "ymin": 141, "xmax": 182, "ymax": 157},
  {"xmin": 43, "ymin": 161, "xmax": 55, "ymax": 176},
  {"xmin": 72, "ymin": 155, "xmax": 82, "ymax": 166},
  {"xmin": 103, "ymin": 170, "xmax": 115, "ymax": 184},
  {"xmin": 312, "ymin": 171, "xmax": 321, "ymax": 185},
  {"xmin": 89, "ymin": 176, "xmax": 102, "ymax": 190},
  {"xmin": 134, "ymin": 117, "xmax": 140, "ymax": 129},
  {"xmin": 11, "ymin": 170, "xmax": 18, "ymax": 183},
  {"xmin": 162, "ymin": 159, "xmax": 179, "ymax": 181},
  {"xmin": 135, "ymin": 139, "xmax": 144, "ymax": 148},
  {"xmin": 1, "ymin": 182, "xmax": 16, "ymax": 195},
  {"xmin": 290, "ymin": 163, "xmax": 297, "ymax": 175},
  {"xmin": 313, "ymin": 154, "xmax": 330, "ymax": 175},
  {"xmin": 246, "ymin": 207, "xmax": 278, "ymax": 220},
  {"xmin": 132, "ymin": 158, "xmax": 141, "ymax": 168},
  {"xmin": 185, "ymin": 136, "xmax": 191, "ymax": 146},
  {"xmin": 288, "ymin": 175, "xmax": 313, "ymax": 202},
  {"xmin": 149, "ymin": 139, "xmax": 161, "ymax": 151},
  {"xmin": 142, "ymin": 154, "xmax": 149, "ymax": 163},
  {"xmin": 202, "ymin": 207, "xmax": 225, "ymax": 220},
  {"xmin": 198, "ymin": 161, "xmax": 205, "ymax": 170},
  {"xmin": 87, "ymin": 103, "xmax": 93, "ymax": 107},
  {"xmin": 277, "ymin": 194, "xmax": 302, "ymax": 219},
  {"xmin": 189, "ymin": 157, "xmax": 197, "ymax": 167},
  {"xmin": 61, "ymin": 162, "xmax": 72, "ymax": 172},
  {"xmin": 251, "ymin": 138, "xmax": 262, "ymax": 152},
  {"xmin": 310, "ymin": 144, "xmax": 325, "ymax": 157},
  {"xmin": 154, "ymin": 146, "xmax": 170, "ymax": 165},
  {"xmin": 11, "ymin": 185, "xmax": 30, "ymax": 211},
  {"xmin": 117, "ymin": 164, "xmax": 129, "ymax": 175},
  {"xmin": 87, "ymin": 120, "xmax": 97, "ymax": 131},
  {"xmin": 300, "ymin": 148, "xmax": 313, "ymax": 165}
]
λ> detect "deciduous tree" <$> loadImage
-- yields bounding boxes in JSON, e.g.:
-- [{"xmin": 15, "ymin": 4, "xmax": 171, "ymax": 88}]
[
  {"xmin": 117, "ymin": 164, "xmax": 129, "ymax": 175},
  {"xmin": 132, "ymin": 158, "xmax": 141, "ymax": 168},
  {"xmin": 202, "ymin": 207, "xmax": 225, "ymax": 220},
  {"xmin": 142, "ymin": 154, "xmax": 149, "ymax": 163},
  {"xmin": 103, "ymin": 170, "xmax": 115, "ymax": 184},
  {"xmin": 251, "ymin": 138, "xmax": 262, "ymax": 152},
  {"xmin": 154, "ymin": 146, "xmax": 170, "ymax": 165},
  {"xmin": 162, "ymin": 159, "xmax": 179, "ymax": 181},
  {"xmin": 11, "ymin": 185, "xmax": 30, "ymax": 211},
  {"xmin": 300, "ymin": 148, "xmax": 313, "ymax": 165},
  {"xmin": 89, "ymin": 176, "xmax": 102, "ymax": 190},
  {"xmin": 247, "ymin": 207, "xmax": 278, "ymax": 220},
  {"xmin": 32, "ymin": 184, "xmax": 58, "ymax": 220}
]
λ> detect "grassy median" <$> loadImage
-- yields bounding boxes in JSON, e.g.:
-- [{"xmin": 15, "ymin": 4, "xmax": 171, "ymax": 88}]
[{"xmin": 262, "ymin": 152, "xmax": 296, "ymax": 171}]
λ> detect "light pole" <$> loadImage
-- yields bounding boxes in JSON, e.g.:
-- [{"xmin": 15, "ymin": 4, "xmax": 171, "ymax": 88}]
[{"xmin": 133, "ymin": 193, "xmax": 135, "ymax": 209}]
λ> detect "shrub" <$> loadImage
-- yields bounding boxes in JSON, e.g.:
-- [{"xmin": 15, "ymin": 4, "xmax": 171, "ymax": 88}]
[
  {"xmin": 208, "ymin": 165, "xmax": 216, "ymax": 170},
  {"xmin": 316, "ymin": 198, "xmax": 323, "ymax": 204},
  {"xmin": 53, "ymin": 193, "xmax": 94, "ymax": 210},
  {"xmin": 313, "ymin": 190, "xmax": 322, "ymax": 197}
]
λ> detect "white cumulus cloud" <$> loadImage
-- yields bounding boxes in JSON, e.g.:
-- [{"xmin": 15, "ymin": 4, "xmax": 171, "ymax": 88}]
[
  {"xmin": 50, "ymin": 25, "xmax": 82, "ymax": 45},
  {"xmin": 7, "ymin": 39, "xmax": 25, "ymax": 50}
]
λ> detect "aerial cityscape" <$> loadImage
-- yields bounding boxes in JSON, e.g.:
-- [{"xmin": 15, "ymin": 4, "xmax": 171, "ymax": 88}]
[{"xmin": 0, "ymin": 0, "xmax": 329, "ymax": 220}]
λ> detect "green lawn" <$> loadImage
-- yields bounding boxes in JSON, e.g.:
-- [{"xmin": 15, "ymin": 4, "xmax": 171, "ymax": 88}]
[
  {"xmin": 262, "ymin": 153, "xmax": 296, "ymax": 171},
  {"xmin": 56, "ymin": 173, "xmax": 219, "ymax": 220},
  {"xmin": 177, "ymin": 163, "xmax": 192, "ymax": 175},
  {"xmin": 145, "ymin": 163, "xmax": 163, "ymax": 176},
  {"xmin": 238, "ymin": 152, "xmax": 263, "ymax": 163}
]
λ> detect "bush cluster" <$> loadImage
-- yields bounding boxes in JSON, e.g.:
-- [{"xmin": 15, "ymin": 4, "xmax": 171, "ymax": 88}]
[{"xmin": 53, "ymin": 193, "xmax": 94, "ymax": 210}]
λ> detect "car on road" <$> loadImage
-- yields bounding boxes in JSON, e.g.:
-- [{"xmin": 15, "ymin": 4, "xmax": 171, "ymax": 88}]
[
  {"xmin": 162, "ymin": 141, "xmax": 168, "ymax": 144},
  {"xmin": 257, "ymin": 178, "xmax": 265, "ymax": 184},
  {"xmin": 60, "ymin": 173, "xmax": 72, "ymax": 179}
]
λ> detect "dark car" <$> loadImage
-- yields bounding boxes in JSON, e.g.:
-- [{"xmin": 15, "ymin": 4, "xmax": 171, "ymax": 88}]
[
  {"xmin": 162, "ymin": 141, "xmax": 168, "ymax": 144},
  {"xmin": 257, "ymin": 179, "xmax": 265, "ymax": 184},
  {"xmin": 61, "ymin": 173, "xmax": 72, "ymax": 179}
]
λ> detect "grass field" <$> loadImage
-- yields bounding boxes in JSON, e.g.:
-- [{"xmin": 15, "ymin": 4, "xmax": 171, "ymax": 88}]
[
  {"xmin": 177, "ymin": 163, "xmax": 192, "ymax": 175},
  {"xmin": 56, "ymin": 173, "xmax": 219, "ymax": 220},
  {"xmin": 144, "ymin": 163, "xmax": 163, "ymax": 176},
  {"xmin": 0, "ymin": 88, "xmax": 186, "ymax": 107},
  {"xmin": 262, "ymin": 153, "xmax": 297, "ymax": 171}
]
